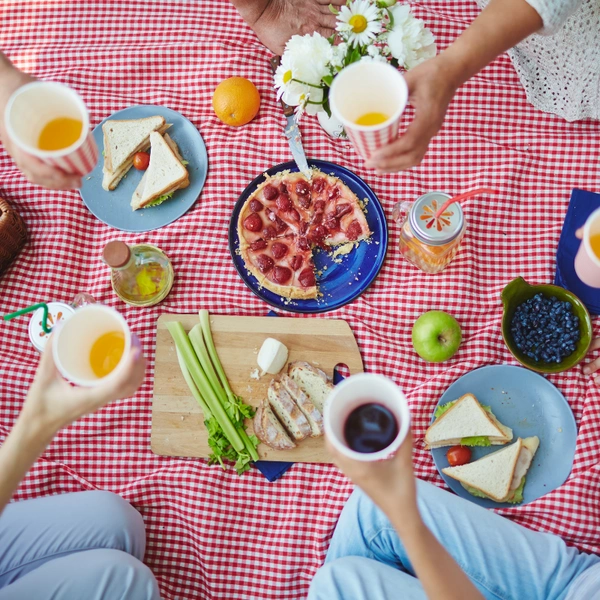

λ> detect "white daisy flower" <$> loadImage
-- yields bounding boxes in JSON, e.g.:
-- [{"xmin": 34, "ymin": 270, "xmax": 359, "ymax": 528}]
[
  {"xmin": 336, "ymin": 0, "xmax": 382, "ymax": 47},
  {"xmin": 387, "ymin": 4, "xmax": 437, "ymax": 69}
]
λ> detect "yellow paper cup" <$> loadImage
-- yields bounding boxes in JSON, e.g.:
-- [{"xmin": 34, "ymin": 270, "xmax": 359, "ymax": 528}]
[
  {"xmin": 52, "ymin": 304, "xmax": 131, "ymax": 387},
  {"xmin": 329, "ymin": 61, "xmax": 408, "ymax": 161},
  {"xmin": 4, "ymin": 81, "xmax": 98, "ymax": 176}
]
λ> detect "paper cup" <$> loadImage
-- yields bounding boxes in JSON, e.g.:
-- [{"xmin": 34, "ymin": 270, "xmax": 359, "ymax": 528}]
[
  {"xmin": 52, "ymin": 304, "xmax": 131, "ymax": 387},
  {"xmin": 329, "ymin": 62, "xmax": 408, "ymax": 161},
  {"xmin": 574, "ymin": 207, "xmax": 600, "ymax": 288},
  {"xmin": 4, "ymin": 81, "xmax": 98, "ymax": 176},
  {"xmin": 324, "ymin": 373, "xmax": 411, "ymax": 462}
]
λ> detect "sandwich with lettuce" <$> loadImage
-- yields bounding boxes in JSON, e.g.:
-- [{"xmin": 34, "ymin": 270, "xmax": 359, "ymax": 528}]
[
  {"xmin": 442, "ymin": 437, "xmax": 539, "ymax": 504},
  {"xmin": 425, "ymin": 393, "xmax": 513, "ymax": 449}
]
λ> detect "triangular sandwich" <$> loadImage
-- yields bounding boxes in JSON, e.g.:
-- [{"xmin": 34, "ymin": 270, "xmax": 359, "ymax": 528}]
[{"xmin": 425, "ymin": 393, "xmax": 513, "ymax": 449}]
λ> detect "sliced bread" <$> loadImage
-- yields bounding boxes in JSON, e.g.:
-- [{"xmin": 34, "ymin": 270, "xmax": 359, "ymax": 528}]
[
  {"xmin": 288, "ymin": 361, "xmax": 334, "ymax": 414},
  {"xmin": 253, "ymin": 400, "xmax": 296, "ymax": 451},
  {"xmin": 268, "ymin": 378, "xmax": 311, "ymax": 441},
  {"xmin": 279, "ymin": 373, "xmax": 324, "ymax": 437}
]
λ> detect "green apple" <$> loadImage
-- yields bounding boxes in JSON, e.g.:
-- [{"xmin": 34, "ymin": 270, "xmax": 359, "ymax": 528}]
[{"xmin": 411, "ymin": 310, "xmax": 462, "ymax": 362}]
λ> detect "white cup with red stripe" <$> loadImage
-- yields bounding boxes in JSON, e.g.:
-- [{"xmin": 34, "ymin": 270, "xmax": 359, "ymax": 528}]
[
  {"xmin": 329, "ymin": 61, "xmax": 408, "ymax": 161},
  {"xmin": 4, "ymin": 81, "xmax": 98, "ymax": 176}
]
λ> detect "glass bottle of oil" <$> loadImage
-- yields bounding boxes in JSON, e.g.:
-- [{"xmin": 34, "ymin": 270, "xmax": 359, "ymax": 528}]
[{"xmin": 102, "ymin": 241, "xmax": 174, "ymax": 307}]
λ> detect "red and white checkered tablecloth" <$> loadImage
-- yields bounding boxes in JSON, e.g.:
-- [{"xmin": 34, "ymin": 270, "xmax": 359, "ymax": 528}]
[{"xmin": 1, "ymin": 1, "xmax": 599, "ymax": 598}]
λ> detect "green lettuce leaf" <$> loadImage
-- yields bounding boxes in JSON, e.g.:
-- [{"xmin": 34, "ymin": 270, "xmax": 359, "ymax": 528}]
[
  {"xmin": 462, "ymin": 484, "xmax": 489, "ymax": 499},
  {"xmin": 181, "ymin": 159, "xmax": 189, "ymax": 166},
  {"xmin": 145, "ymin": 192, "xmax": 174, "ymax": 207},
  {"xmin": 507, "ymin": 477, "xmax": 526, "ymax": 504},
  {"xmin": 434, "ymin": 400, "xmax": 456, "ymax": 419},
  {"xmin": 460, "ymin": 436, "xmax": 491, "ymax": 446}
]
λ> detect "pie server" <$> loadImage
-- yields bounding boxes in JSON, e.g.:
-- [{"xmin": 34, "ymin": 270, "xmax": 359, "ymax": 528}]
[{"xmin": 270, "ymin": 56, "xmax": 312, "ymax": 180}]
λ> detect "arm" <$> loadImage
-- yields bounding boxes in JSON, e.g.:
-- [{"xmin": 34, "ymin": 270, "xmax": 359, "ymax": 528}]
[
  {"xmin": 229, "ymin": 0, "xmax": 345, "ymax": 55},
  {"xmin": 327, "ymin": 431, "xmax": 483, "ymax": 600},
  {"xmin": 0, "ymin": 51, "xmax": 82, "ymax": 189},
  {"xmin": 0, "ymin": 335, "xmax": 145, "ymax": 514},
  {"xmin": 366, "ymin": 0, "xmax": 544, "ymax": 172}
]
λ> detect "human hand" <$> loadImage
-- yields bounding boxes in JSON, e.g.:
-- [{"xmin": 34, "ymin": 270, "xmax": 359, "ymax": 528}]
[
  {"xmin": 582, "ymin": 338, "xmax": 600, "ymax": 383},
  {"xmin": 233, "ymin": 0, "xmax": 346, "ymax": 55},
  {"xmin": 21, "ymin": 335, "xmax": 145, "ymax": 437},
  {"xmin": 327, "ymin": 430, "xmax": 419, "ymax": 519},
  {"xmin": 0, "ymin": 64, "xmax": 82, "ymax": 189},
  {"xmin": 365, "ymin": 56, "xmax": 459, "ymax": 173}
]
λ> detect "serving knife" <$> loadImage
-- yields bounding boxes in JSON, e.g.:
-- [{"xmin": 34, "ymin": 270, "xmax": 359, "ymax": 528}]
[{"xmin": 270, "ymin": 56, "xmax": 312, "ymax": 180}]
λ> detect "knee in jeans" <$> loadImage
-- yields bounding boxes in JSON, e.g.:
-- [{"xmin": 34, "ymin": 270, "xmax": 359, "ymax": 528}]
[{"xmin": 309, "ymin": 557, "xmax": 370, "ymax": 600}]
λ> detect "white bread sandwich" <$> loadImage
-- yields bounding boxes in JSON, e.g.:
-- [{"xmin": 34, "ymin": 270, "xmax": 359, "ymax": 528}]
[
  {"xmin": 253, "ymin": 400, "xmax": 296, "ymax": 451},
  {"xmin": 102, "ymin": 115, "xmax": 168, "ymax": 191},
  {"xmin": 287, "ymin": 361, "xmax": 334, "ymax": 414},
  {"xmin": 442, "ymin": 436, "xmax": 540, "ymax": 503},
  {"xmin": 425, "ymin": 393, "xmax": 513, "ymax": 449},
  {"xmin": 130, "ymin": 132, "xmax": 189, "ymax": 211}
]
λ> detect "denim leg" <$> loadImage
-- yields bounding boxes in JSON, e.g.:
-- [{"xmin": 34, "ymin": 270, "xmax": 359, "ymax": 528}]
[
  {"xmin": 326, "ymin": 480, "xmax": 600, "ymax": 600},
  {"xmin": 0, "ymin": 491, "xmax": 148, "ymax": 588},
  {"xmin": 0, "ymin": 549, "xmax": 160, "ymax": 600},
  {"xmin": 309, "ymin": 556, "xmax": 426, "ymax": 600}
]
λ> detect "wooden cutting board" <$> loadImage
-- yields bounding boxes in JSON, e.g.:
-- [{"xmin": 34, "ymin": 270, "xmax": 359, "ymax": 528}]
[{"xmin": 152, "ymin": 314, "xmax": 363, "ymax": 462}]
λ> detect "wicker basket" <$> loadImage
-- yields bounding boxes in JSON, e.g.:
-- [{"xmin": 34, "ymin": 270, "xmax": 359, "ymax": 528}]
[{"xmin": 0, "ymin": 197, "xmax": 27, "ymax": 275}]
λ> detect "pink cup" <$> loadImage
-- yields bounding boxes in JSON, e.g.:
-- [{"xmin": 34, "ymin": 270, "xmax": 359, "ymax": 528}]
[
  {"xmin": 4, "ymin": 81, "xmax": 98, "ymax": 176},
  {"xmin": 329, "ymin": 61, "xmax": 408, "ymax": 161},
  {"xmin": 574, "ymin": 207, "xmax": 600, "ymax": 288}
]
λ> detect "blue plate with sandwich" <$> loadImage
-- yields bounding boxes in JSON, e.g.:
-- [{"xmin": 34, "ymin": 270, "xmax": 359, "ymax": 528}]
[{"xmin": 428, "ymin": 365, "xmax": 577, "ymax": 508}]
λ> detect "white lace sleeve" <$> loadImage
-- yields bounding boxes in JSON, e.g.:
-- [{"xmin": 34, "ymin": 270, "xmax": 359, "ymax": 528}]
[{"xmin": 524, "ymin": 0, "xmax": 584, "ymax": 34}]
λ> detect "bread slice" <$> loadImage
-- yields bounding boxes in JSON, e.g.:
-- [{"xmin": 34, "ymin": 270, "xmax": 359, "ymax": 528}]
[
  {"xmin": 253, "ymin": 400, "xmax": 296, "ymax": 451},
  {"xmin": 279, "ymin": 374, "xmax": 324, "ymax": 437},
  {"xmin": 287, "ymin": 361, "xmax": 334, "ymax": 414},
  {"xmin": 425, "ymin": 393, "xmax": 513, "ymax": 449},
  {"xmin": 442, "ymin": 437, "xmax": 539, "ymax": 503},
  {"xmin": 102, "ymin": 115, "xmax": 167, "ymax": 191},
  {"xmin": 130, "ymin": 131, "xmax": 189, "ymax": 210},
  {"xmin": 267, "ymin": 379, "xmax": 311, "ymax": 441}
]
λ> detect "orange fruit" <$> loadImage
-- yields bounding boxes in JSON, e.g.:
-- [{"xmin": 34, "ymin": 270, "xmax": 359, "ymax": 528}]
[{"xmin": 212, "ymin": 77, "xmax": 260, "ymax": 127}]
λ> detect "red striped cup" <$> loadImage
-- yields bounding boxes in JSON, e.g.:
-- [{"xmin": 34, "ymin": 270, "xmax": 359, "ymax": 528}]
[
  {"xmin": 329, "ymin": 62, "xmax": 408, "ymax": 161},
  {"xmin": 4, "ymin": 81, "xmax": 98, "ymax": 176}
]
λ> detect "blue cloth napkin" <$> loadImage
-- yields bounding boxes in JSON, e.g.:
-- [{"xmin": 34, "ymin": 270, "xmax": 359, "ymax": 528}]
[
  {"xmin": 555, "ymin": 188, "xmax": 600, "ymax": 316},
  {"xmin": 254, "ymin": 311, "xmax": 344, "ymax": 481}
]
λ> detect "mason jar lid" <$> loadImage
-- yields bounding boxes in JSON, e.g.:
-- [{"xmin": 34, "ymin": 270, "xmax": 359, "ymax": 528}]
[
  {"xmin": 409, "ymin": 192, "xmax": 464, "ymax": 246},
  {"xmin": 28, "ymin": 301, "xmax": 75, "ymax": 352}
]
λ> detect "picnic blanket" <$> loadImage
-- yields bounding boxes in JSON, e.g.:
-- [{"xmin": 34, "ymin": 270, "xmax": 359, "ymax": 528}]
[{"xmin": 1, "ymin": 1, "xmax": 599, "ymax": 598}]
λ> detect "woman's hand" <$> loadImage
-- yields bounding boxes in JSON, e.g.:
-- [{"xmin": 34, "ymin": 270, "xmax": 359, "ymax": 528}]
[
  {"xmin": 583, "ymin": 338, "xmax": 600, "ymax": 383},
  {"xmin": 21, "ymin": 335, "xmax": 146, "ymax": 437},
  {"xmin": 0, "ymin": 59, "xmax": 82, "ymax": 190},
  {"xmin": 231, "ymin": 0, "xmax": 346, "ymax": 55},
  {"xmin": 365, "ymin": 56, "xmax": 459, "ymax": 173},
  {"xmin": 327, "ymin": 430, "xmax": 419, "ymax": 519}
]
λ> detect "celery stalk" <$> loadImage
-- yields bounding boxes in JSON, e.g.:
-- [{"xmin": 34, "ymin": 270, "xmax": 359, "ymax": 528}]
[
  {"xmin": 176, "ymin": 347, "xmax": 212, "ymax": 419},
  {"xmin": 189, "ymin": 324, "xmax": 224, "ymax": 399},
  {"xmin": 166, "ymin": 321, "xmax": 245, "ymax": 452}
]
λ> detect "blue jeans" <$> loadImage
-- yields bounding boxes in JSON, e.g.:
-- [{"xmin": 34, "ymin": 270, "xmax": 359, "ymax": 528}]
[
  {"xmin": 0, "ymin": 491, "xmax": 160, "ymax": 599},
  {"xmin": 308, "ymin": 480, "xmax": 600, "ymax": 600}
]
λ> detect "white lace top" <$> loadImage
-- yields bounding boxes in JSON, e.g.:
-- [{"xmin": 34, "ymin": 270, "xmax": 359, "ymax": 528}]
[{"xmin": 474, "ymin": 0, "xmax": 600, "ymax": 122}]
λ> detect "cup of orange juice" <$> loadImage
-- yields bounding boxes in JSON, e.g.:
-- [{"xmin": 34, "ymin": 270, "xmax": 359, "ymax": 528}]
[
  {"xmin": 574, "ymin": 207, "xmax": 600, "ymax": 288},
  {"xmin": 4, "ymin": 81, "xmax": 98, "ymax": 176},
  {"xmin": 52, "ymin": 304, "xmax": 131, "ymax": 387},
  {"xmin": 329, "ymin": 61, "xmax": 408, "ymax": 161}
]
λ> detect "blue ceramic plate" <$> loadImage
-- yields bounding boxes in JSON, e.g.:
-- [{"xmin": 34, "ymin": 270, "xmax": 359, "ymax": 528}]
[
  {"xmin": 79, "ymin": 105, "xmax": 207, "ymax": 232},
  {"xmin": 228, "ymin": 160, "xmax": 387, "ymax": 313},
  {"xmin": 431, "ymin": 365, "xmax": 577, "ymax": 508}
]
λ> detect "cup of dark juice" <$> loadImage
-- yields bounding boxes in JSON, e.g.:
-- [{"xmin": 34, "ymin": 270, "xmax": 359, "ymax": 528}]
[{"xmin": 324, "ymin": 373, "xmax": 411, "ymax": 462}]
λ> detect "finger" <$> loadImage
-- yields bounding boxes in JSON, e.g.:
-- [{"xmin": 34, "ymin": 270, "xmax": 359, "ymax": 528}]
[
  {"xmin": 575, "ymin": 227, "xmax": 583, "ymax": 240},
  {"xmin": 589, "ymin": 337, "xmax": 600, "ymax": 352},
  {"xmin": 33, "ymin": 334, "xmax": 61, "ymax": 385},
  {"xmin": 16, "ymin": 153, "xmax": 82, "ymax": 189},
  {"xmin": 583, "ymin": 355, "xmax": 600, "ymax": 376},
  {"xmin": 318, "ymin": 0, "xmax": 345, "ymax": 5},
  {"xmin": 317, "ymin": 11, "xmax": 338, "ymax": 29}
]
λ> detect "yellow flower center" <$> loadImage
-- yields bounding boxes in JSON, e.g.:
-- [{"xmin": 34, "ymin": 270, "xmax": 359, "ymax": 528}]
[
  {"xmin": 283, "ymin": 70, "xmax": 293, "ymax": 84},
  {"xmin": 349, "ymin": 14, "xmax": 368, "ymax": 33}
]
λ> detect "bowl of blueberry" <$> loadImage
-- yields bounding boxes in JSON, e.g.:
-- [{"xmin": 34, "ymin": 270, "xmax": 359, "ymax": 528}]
[{"xmin": 501, "ymin": 277, "xmax": 592, "ymax": 373}]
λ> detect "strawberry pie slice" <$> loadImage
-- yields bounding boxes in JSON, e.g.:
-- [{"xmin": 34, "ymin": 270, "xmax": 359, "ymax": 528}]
[{"xmin": 238, "ymin": 169, "xmax": 371, "ymax": 300}]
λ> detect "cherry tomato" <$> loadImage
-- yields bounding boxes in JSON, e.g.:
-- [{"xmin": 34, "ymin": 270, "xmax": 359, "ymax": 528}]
[
  {"xmin": 133, "ymin": 152, "xmax": 150, "ymax": 170},
  {"xmin": 446, "ymin": 445, "xmax": 471, "ymax": 467}
]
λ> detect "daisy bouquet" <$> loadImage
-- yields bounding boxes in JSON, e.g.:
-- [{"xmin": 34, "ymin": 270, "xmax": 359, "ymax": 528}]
[{"xmin": 274, "ymin": 0, "xmax": 436, "ymax": 119}]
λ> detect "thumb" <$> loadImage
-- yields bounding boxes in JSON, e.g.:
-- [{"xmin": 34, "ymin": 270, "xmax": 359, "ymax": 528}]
[
  {"xmin": 575, "ymin": 227, "xmax": 584, "ymax": 240},
  {"xmin": 34, "ymin": 334, "xmax": 60, "ymax": 385}
]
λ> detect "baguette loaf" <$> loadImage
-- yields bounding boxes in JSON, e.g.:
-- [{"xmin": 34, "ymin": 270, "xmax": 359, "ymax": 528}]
[
  {"xmin": 288, "ymin": 361, "xmax": 334, "ymax": 414},
  {"xmin": 268, "ymin": 379, "xmax": 311, "ymax": 441},
  {"xmin": 279, "ymin": 374, "xmax": 324, "ymax": 437},
  {"xmin": 253, "ymin": 400, "xmax": 296, "ymax": 451}
]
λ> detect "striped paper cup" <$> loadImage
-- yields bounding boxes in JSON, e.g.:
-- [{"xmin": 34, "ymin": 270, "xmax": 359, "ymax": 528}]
[
  {"xmin": 329, "ymin": 62, "xmax": 408, "ymax": 161},
  {"xmin": 4, "ymin": 81, "xmax": 99, "ymax": 176}
]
